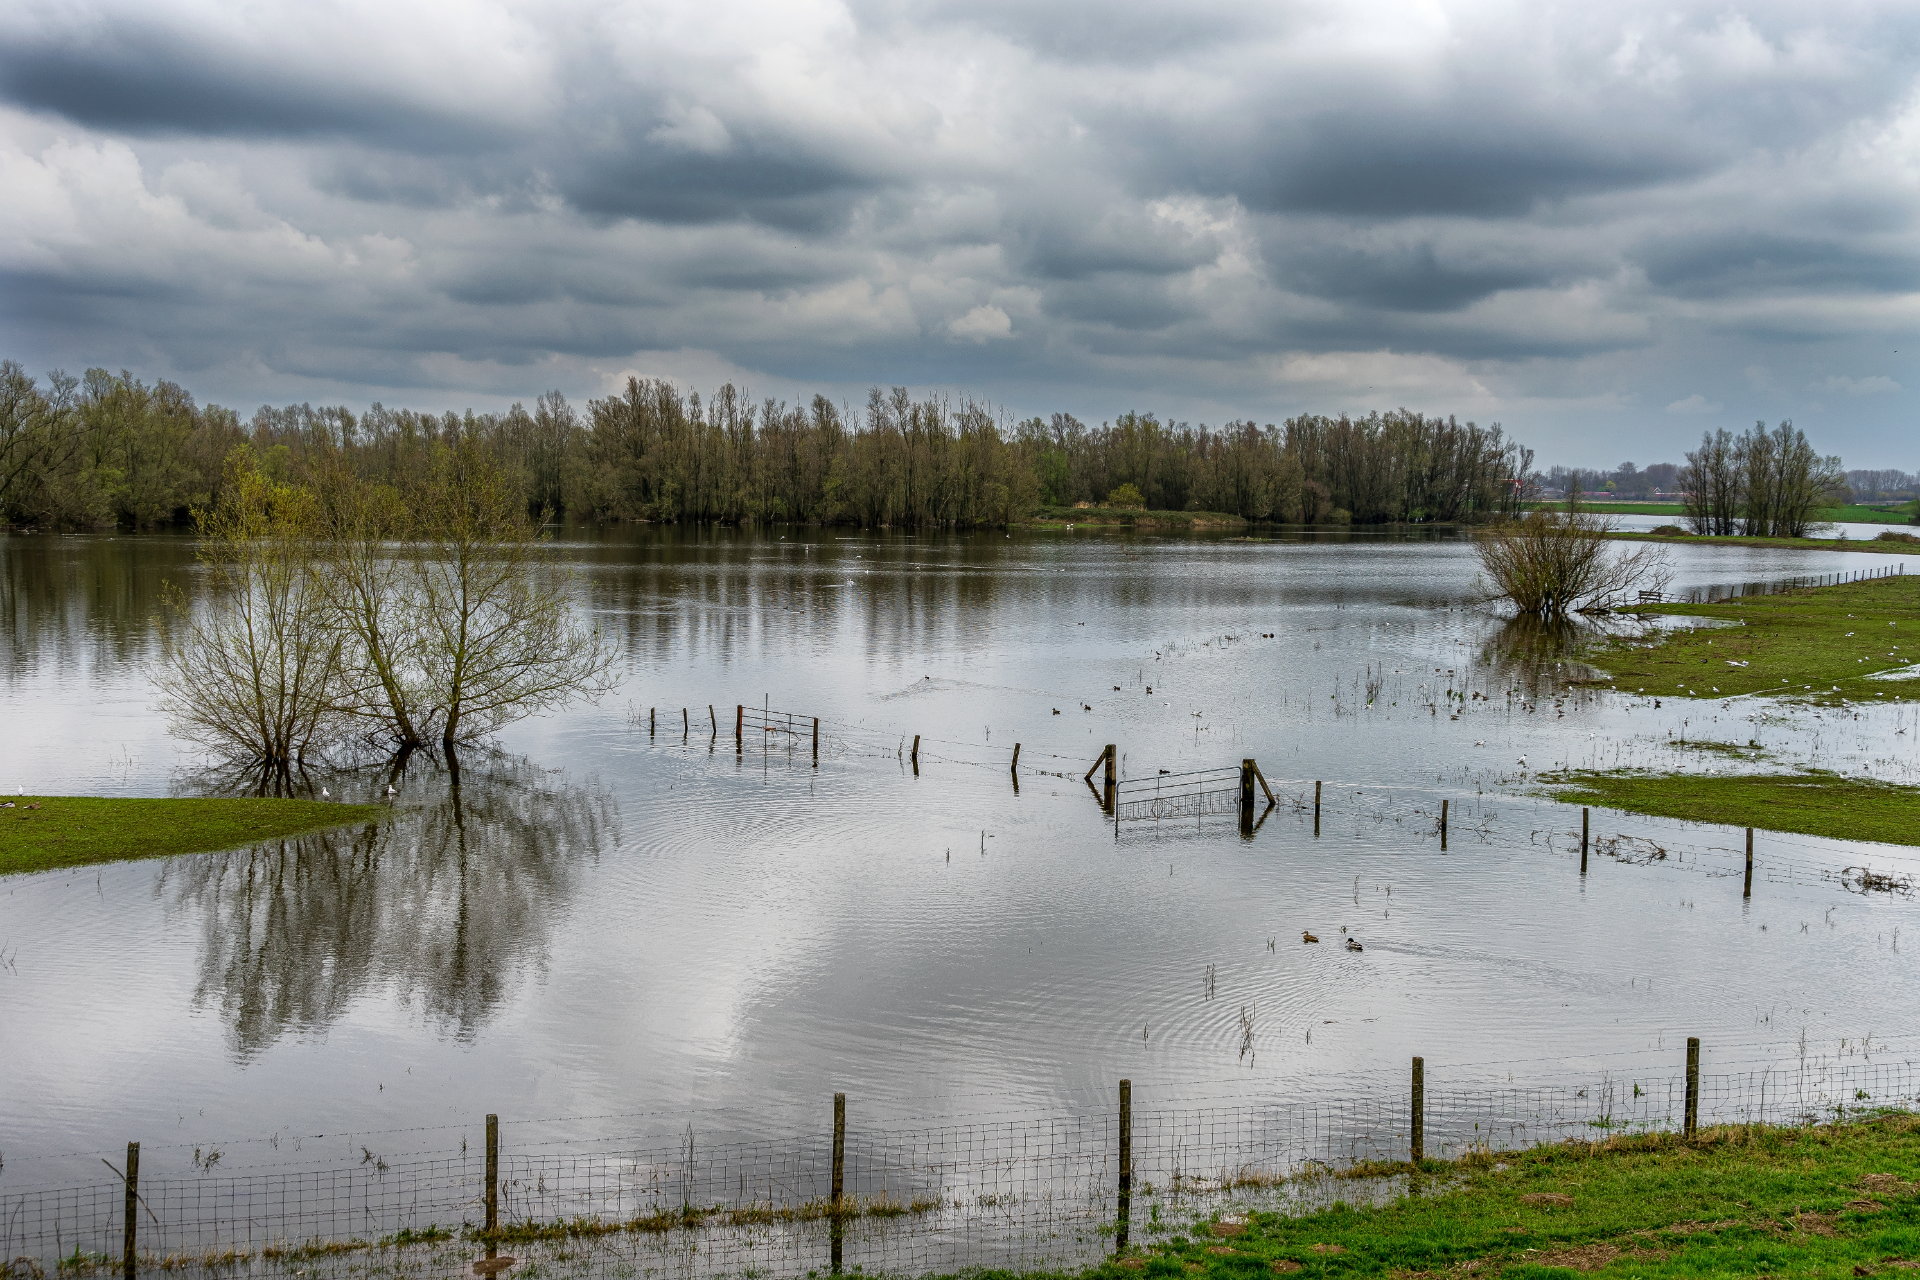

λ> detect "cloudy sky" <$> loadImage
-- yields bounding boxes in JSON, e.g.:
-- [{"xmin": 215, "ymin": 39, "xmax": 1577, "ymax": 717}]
[{"xmin": 2, "ymin": 0, "xmax": 1917, "ymax": 466}]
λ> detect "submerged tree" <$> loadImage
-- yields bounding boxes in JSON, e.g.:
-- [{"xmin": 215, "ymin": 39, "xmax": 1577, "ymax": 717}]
[
  {"xmin": 1473, "ymin": 504, "xmax": 1670, "ymax": 616},
  {"xmin": 158, "ymin": 451, "xmax": 343, "ymax": 767},
  {"xmin": 405, "ymin": 438, "xmax": 620, "ymax": 747}
]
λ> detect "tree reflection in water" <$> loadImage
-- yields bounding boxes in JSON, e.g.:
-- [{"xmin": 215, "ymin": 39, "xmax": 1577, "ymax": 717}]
[
  {"xmin": 1477, "ymin": 613, "xmax": 1634, "ymax": 700},
  {"xmin": 162, "ymin": 750, "xmax": 618, "ymax": 1058}
]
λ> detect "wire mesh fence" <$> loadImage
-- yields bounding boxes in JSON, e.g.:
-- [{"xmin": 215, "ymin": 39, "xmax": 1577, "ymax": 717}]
[{"xmin": 10, "ymin": 1055, "xmax": 1920, "ymax": 1280}]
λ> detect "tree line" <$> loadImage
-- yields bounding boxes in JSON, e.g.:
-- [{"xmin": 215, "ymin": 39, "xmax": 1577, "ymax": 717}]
[
  {"xmin": 2, "ymin": 360, "xmax": 1532, "ymax": 530},
  {"xmin": 1679, "ymin": 422, "xmax": 1846, "ymax": 538}
]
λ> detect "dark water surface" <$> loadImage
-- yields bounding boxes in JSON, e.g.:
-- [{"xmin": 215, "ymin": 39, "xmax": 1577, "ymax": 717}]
[{"xmin": 3, "ymin": 527, "xmax": 1919, "ymax": 1189}]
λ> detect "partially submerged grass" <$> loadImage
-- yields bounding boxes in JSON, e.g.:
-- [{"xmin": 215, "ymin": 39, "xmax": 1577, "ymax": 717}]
[
  {"xmin": 1538, "ymin": 769, "xmax": 1920, "ymax": 847},
  {"xmin": 1605, "ymin": 528, "xmax": 1919, "ymax": 554},
  {"xmin": 0, "ymin": 796, "xmax": 383, "ymax": 877},
  {"xmin": 1072, "ymin": 1115, "xmax": 1920, "ymax": 1279},
  {"xmin": 1580, "ymin": 572, "xmax": 1920, "ymax": 703}
]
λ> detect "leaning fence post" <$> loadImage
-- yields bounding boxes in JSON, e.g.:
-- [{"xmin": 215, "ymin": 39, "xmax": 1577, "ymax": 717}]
[
  {"xmin": 1411, "ymin": 1058, "xmax": 1425, "ymax": 1165},
  {"xmin": 485, "ymin": 1114, "xmax": 499, "ymax": 1236},
  {"xmin": 1116, "ymin": 1079, "xmax": 1132, "ymax": 1253},
  {"xmin": 911, "ymin": 734, "xmax": 920, "ymax": 772},
  {"xmin": 1684, "ymin": 1039, "xmax": 1700, "ymax": 1136},
  {"xmin": 1744, "ymin": 828, "xmax": 1754, "ymax": 899},
  {"xmin": 1011, "ymin": 743, "xmax": 1021, "ymax": 774},
  {"xmin": 123, "ymin": 1141, "xmax": 138, "ymax": 1280}
]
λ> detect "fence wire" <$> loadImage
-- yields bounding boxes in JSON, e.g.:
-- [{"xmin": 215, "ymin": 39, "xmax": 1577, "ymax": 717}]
[{"xmin": 9, "ymin": 1057, "xmax": 1920, "ymax": 1280}]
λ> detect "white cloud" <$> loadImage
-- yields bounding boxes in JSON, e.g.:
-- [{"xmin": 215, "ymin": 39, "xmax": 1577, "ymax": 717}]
[
  {"xmin": 948, "ymin": 305, "xmax": 1012, "ymax": 343},
  {"xmin": 1666, "ymin": 394, "xmax": 1722, "ymax": 414}
]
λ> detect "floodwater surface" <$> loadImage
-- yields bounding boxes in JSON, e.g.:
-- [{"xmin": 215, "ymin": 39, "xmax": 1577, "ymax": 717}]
[{"xmin": 2, "ymin": 527, "xmax": 1918, "ymax": 1190}]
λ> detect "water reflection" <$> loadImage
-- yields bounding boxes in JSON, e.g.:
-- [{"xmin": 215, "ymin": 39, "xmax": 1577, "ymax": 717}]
[
  {"xmin": 162, "ymin": 751, "xmax": 618, "ymax": 1058},
  {"xmin": 1478, "ymin": 613, "xmax": 1620, "ymax": 695}
]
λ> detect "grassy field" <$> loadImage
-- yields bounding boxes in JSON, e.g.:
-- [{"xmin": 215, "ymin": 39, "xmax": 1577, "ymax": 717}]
[
  {"xmin": 1537, "ymin": 770, "xmax": 1920, "ymax": 846},
  {"xmin": 0, "ymin": 796, "xmax": 384, "ymax": 876},
  {"xmin": 1529, "ymin": 500, "xmax": 1918, "ymax": 524},
  {"xmin": 1580, "ymin": 571, "xmax": 1920, "ymax": 703},
  {"xmin": 1028, "ymin": 506, "xmax": 1248, "ymax": 528},
  {"xmin": 1064, "ymin": 1116, "xmax": 1920, "ymax": 1280}
]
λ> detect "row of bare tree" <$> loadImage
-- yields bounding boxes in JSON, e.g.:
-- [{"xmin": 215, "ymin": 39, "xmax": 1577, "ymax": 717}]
[
  {"xmin": 4, "ymin": 361, "xmax": 1531, "ymax": 529},
  {"xmin": 1680, "ymin": 422, "xmax": 1845, "ymax": 537},
  {"xmin": 160, "ymin": 444, "xmax": 616, "ymax": 769}
]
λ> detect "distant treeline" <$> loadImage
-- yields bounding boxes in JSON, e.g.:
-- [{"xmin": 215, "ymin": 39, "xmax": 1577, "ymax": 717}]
[{"xmin": 1, "ymin": 362, "xmax": 1532, "ymax": 530}]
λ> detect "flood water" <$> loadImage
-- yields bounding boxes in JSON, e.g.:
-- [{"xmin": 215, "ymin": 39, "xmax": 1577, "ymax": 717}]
[{"xmin": 3, "ymin": 526, "xmax": 1919, "ymax": 1194}]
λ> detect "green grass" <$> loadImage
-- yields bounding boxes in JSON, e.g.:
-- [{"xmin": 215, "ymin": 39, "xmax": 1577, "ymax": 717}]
[
  {"xmin": 1529, "ymin": 500, "xmax": 1918, "ymax": 524},
  {"xmin": 1067, "ymin": 1116, "xmax": 1920, "ymax": 1280},
  {"xmin": 1606, "ymin": 529, "xmax": 1920, "ymax": 554},
  {"xmin": 1581, "ymin": 572, "xmax": 1920, "ymax": 703},
  {"xmin": 0, "ymin": 796, "xmax": 384, "ymax": 876},
  {"xmin": 1537, "ymin": 770, "xmax": 1920, "ymax": 846}
]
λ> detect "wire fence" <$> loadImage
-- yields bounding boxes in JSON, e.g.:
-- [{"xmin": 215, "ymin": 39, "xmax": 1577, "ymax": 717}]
[
  {"xmin": 10, "ymin": 1056, "xmax": 1920, "ymax": 1280},
  {"xmin": 1650, "ymin": 558, "xmax": 1908, "ymax": 605}
]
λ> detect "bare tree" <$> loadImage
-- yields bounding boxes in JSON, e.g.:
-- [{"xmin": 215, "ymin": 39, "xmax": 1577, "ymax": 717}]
[
  {"xmin": 406, "ymin": 440, "xmax": 619, "ymax": 747},
  {"xmin": 1473, "ymin": 503, "xmax": 1671, "ymax": 616},
  {"xmin": 1681, "ymin": 429, "xmax": 1739, "ymax": 535},
  {"xmin": 157, "ymin": 452, "xmax": 343, "ymax": 767}
]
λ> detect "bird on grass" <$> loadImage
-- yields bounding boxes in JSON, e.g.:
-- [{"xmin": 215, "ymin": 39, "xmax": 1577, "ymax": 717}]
[{"xmin": 320, "ymin": 787, "xmax": 331, "ymax": 800}]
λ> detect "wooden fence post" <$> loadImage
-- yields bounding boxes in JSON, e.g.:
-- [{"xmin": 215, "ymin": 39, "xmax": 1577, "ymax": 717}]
[
  {"xmin": 736, "ymin": 704, "xmax": 744, "ymax": 752},
  {"xmin": 1440, "ymin": 799, "xmax": 1448, "ymax": 850},
  {"xmin": 1116, "ymin": 1079, "xmax": 1132, "ymax": 1253},
  {"xmin": 831, "ymin": 1092, "xmax": 847, "ymax": 1273},
  {"xmin": 485, "ymin": 1114, "xmax": 499, "ymax": 1235},
  {"xmin": 1411, "ymin": 1058, "xmax": 1425, "ymax": 1165},
  {"xmin": 1314, "ymin": 780, "xmax": 1322, "ymax": 835},
  {"xmin": 1581, "ymin": 808, "xmax": 1589, "ymax": 874},
  {"xmin": 123, "ymin": 1141, "xmax": 138, "ymax": 1280},
  {"xmin": 812, "ymin": 717, "xmax": 819, "ymax": 767},
  {"xmin": 1744, "ymin": 828, "xmax": 1754, "ymax": 899},
  {"xmin": 911, "ymin": 734, "xmax": 920, "ymax": 772},
  {"xmin": 650, "ymin": 707, "xmax": 655, "ymax": 737},
  {"xmin": 1684, "ymin": 1039, "xmax": 1700, "ymax": 1136},
  {"xmin": 1011, "ymin": 743, "xmax": 1021, "ymax": 773}
]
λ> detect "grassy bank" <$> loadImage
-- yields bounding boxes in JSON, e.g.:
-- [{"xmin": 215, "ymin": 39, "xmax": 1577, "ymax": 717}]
[
  {"xmin": 1530, "ymin": 500, "xmax": 1918, "ymax": 524},
  {"xmin": 1604, "ymin": 529, "xmax": 1920, "ymax": 554},
  {"xmin": 1071, "ymin": 1115, "xmax": 1920, "ymax": 1279},
  {"xmin": 1580, "ymin": 572, "xmax": 1920, "ymax": 702},
  {"xmin": 0, "ymin": 796, "xmax": 384, "ymax": 876},
  {"xmin": 1538, "ymin": 770, "xmax": 1920, "ymax": 846},
  {"xmin": 1027, "ymin": 506, "xmax": 1248, "ymax": 529}
]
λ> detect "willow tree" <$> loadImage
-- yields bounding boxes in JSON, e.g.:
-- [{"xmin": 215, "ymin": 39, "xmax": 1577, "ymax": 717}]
[
  {"xmin": 1473, "ymin": 504, "xmax": 1670, "ymax": 616},
  {"xmin": 405, "ymin": 439, "xmax": 619, "ymax": 746},
  {"xmin": 157, "ymin": 452, "xmax": 343, "ymax": 768}
]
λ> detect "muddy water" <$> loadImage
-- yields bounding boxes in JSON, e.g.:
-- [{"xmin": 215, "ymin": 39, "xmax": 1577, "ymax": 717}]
[{"xmin": 2, "ymin": 527, "xmax": 1917, "ymax": 1190}]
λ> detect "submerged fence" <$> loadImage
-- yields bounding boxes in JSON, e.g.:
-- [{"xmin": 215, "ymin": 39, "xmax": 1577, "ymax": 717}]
[
  {"xmin": 1642, "ymin": 558, "xmax": 1908, "ymax": 606},
  {"xmin": 9, "ymin": 1053, "xmax": 1920, "ymax": 1280}
]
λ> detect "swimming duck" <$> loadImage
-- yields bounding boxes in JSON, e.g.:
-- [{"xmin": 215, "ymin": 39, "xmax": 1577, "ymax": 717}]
[
  {"xmin": 1302, "ymin": 931, "xmax": 1319, "ymax": 944},
  {"xmin": 1345, "ymin": 938, "xmax": 1363, "ymax": 952}
]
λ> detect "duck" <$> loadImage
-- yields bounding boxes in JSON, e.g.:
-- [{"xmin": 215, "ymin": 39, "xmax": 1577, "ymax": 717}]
[
  {"xmin": 1302, "ymin": 932, "xmax": 1319, "ymax": 944},
  {"xmin": 1345, "ymin": 938, "xmax": 1363, "ymax": 952}
]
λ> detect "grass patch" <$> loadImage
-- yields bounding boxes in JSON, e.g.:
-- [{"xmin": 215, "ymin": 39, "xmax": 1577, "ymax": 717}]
[
  {"xmin": 1528, "ymin": 500, "xmax": 1918, "ymax": 524},
  {"xmin": 1580, "ymin": 572, "xmax": 1920, "ymax": 703},
  {"xmin": 1074, "ymin": 1115, "xmax": 1920, "ymax": 1279},
  {"xmin": 0, "ymin": 796, "xmax": 384, "ymax": 877},
  {"xmin": 1537, "ymin": 770, "xmax": 1920, "ymax": 846},
  {"xmin": 1027, "ymin": 506, "xmax": 1248, "ymax": 529},
  {"xmin": 1603, "ymin": 529, "xmax": 1920, "ymax": 554}
]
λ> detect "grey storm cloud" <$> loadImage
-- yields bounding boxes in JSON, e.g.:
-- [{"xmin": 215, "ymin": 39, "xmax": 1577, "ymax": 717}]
[{"xmin": 2, "ymin": 0, "xmax": 1919, "ymax": 464}]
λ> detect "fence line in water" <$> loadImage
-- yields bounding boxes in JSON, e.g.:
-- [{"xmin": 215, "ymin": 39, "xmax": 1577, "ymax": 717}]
[{"xmin": 8, "ymin": 1054, "xmax": 1920, "ymax": 1280}]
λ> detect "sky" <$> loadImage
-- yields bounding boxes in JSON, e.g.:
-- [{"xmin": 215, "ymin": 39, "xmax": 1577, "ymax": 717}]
[{"xmin": 2, "ymin": 0, "xmax": 1918, "ymax": 469}]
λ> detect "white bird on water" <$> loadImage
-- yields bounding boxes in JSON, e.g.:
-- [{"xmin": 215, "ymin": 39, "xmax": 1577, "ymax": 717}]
[
  {"xmin": 320, "ymin": 787, "xmax": 330, "ymax": 799},
  {"xmin": 386, "ymin": 784, "xmax": 397, "ymax": 797}
]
